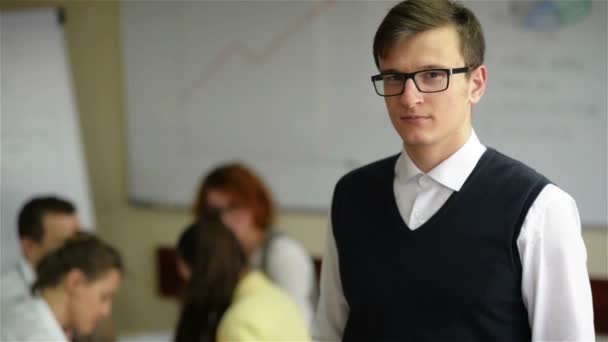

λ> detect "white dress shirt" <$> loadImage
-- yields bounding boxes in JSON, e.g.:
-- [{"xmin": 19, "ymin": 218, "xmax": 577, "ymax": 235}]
[
  {"xmin": 1, "ymin": 295, "xmax": 69, "ymax": 342},
  {"xmin": 314, "ymin": 131, "xmax": 595, "ymax": 342},
  {"xmin": 1, "ymin": 257, "xmax": 35, "ymax": 304}
]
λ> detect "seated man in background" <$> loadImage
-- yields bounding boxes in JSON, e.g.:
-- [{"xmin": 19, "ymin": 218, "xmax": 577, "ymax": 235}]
[
  {"xmin": 1, "ymin": 196, "xmax": 116, "ymax": 342},
  {"xmin": 1, "ymin": 195, "xmax": 80, "ymax": 304}
]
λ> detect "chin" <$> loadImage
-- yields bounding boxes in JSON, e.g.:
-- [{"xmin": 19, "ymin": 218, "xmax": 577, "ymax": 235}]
[
  {"xmin": 78, "ymin": 324, "xmax": 95, "ymax": 336},
  {"xmin": 401, "ymin": 134, "xmax": 434, "ymax": 147}
]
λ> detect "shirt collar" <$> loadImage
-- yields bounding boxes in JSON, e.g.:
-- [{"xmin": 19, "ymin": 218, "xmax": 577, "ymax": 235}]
[
  {"xmin": 395, "ymin": 147, "xmax": 422, "ymax": 185},
  {"xmin": 19, "ymin": 257, "xmax": 35, "ymax": 285},
  {"xmin": 37, "ymin": 296, "xmax": 70, "ymax": 341},
  {"xmin": 395, "ymin": 130, "xmax": 486, "ymax": 192}
]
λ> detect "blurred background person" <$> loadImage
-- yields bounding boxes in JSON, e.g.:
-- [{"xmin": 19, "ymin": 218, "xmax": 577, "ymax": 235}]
[
  {"xmin": 1, "ymin": 196, "xmax": 80, "ymax": 304},
  {"xmin": 192, "ymin": 163, "xmax": 316, "ymax": 326},
  {"xmin": 174, "ymin": 220, "xmax": 310, "ymax": 342},
  {"xmin": 1, "ymin": 232, "xmax": 124, "ymax": 342}
]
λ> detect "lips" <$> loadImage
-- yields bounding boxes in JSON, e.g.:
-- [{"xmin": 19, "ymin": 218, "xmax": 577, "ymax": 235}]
[{"xmin": 400, "ymin": 115, "xmax": 431, "ymax": 124}]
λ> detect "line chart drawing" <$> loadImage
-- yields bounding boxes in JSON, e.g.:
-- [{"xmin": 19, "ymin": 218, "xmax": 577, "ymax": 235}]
[{"xmin": 181, "ymin": 0, "xmax": 336, "ymax": 101}]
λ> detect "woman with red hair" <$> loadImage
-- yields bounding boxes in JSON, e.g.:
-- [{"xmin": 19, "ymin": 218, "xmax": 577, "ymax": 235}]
[{"xmin": 193, "ymin": 163, "xmax": 316, "ymax": 326}]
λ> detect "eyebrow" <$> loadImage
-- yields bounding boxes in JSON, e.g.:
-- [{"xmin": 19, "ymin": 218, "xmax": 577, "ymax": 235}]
[
  {"xmin": 379, "ymin": 65, "xmax": 448, "ymax": 74},
  {"xmin": 379, "ymin": 68, "xmax": 402, "ymax": 74},
  {"xmin": 419, "ymin": 64, "xmax": 447, "ymax": 70}
]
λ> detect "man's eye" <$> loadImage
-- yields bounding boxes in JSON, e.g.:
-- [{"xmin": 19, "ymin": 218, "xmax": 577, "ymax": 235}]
[
  {"xmin": 422, "ymin": 71, "xmax": 444, "ymax": 79},
  {"xmin": 421, "ymin": 71, "xmax": 439, "ymax": 79},
  {"xmin": 385, "ymin": 74, "xmax": 404, "ymax": 82}
]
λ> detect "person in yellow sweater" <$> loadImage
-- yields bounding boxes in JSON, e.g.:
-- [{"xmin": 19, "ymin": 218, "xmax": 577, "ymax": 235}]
[{"xmin": 174, "ymin": 220, "xmax": 310, "ymax": 342}]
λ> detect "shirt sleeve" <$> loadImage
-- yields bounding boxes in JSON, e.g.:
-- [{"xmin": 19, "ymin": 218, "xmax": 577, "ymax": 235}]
[
  {"xmin": 313, "ymin": 222, "xmax": 349, "ymax": 341},
  {"xmin": 265, "ymin": 235, "xmax": 316, "ymax": 327},
  {"xmin": 517, "ymin": 184, "xmax": 595, "ymax": 341}
]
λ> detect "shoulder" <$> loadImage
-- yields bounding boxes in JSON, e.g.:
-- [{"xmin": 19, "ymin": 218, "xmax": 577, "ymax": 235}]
[
  {"xmin": 1, "ymin": 262, "xmax": 23, "ymax": 281},
  {"xmin": 1, "ymin": 297, "xmax": 67, "ymax": 342},
  {"xmin": 1, "ymin": 264, "xmax": 30, "ymax": 304},
  {"xmin": 534, "ymin": 183, "xmax": 576, "ymax": 208},
  {"xmin": 217, "ymin": 273, "xmax": 310, "ymax": 341},
  {"xmin": 1, "ymin": 264, "xmax": 21, "ymax": 285},
  {"xmin": 520, "ymin": 183, "xmax": 582, "ymax": 249},
  {"xmin": 264, "ymin": 233, "xmax": 314, "ymax": 279},
  {"xmin": 526, "ymin": 184, "xmax": 579, "ymax": 231},
  {"xmin": 486, "ymin": 148, "xmax": 548, "ymax": 183},
  {"xmin": 336, "ymin": 153, "xmax": 400, "ymax": 188},
  {"xmin": 218, "ymin": 298, "xmax": 263, "ymax": 337},
  {"xmin": 266, "ymin": 234, "xmax": 310, "ymax": 263},
  {"xmin": 332, "ymin": 153, "xmax": 400, "ymax": 207},
  {"xmin": 225, "ymin": 278, "xmax": 289, "ymax": 318}
]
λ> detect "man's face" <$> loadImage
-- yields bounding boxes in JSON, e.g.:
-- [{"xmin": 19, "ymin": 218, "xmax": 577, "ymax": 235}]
[
  {"xmin": 29, "ymin": 212, "xmax": 80, "ymax": 266},
  {"xmin": 67, "ymin": 269, "xmax": 121, "ymax": 336},
  {"xmin": 379, "ymin": 25, "xmax": 486, "ymax": 155}
]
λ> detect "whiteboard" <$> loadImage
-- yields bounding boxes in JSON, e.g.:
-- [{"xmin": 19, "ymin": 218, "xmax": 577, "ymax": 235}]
[
  {"xmin": 120, "ymin": 1, "xmax": 606, "ymax": 226},
  {"xmin": 0, "ymin": 9, "xmax": 96, "ymax": 270}
]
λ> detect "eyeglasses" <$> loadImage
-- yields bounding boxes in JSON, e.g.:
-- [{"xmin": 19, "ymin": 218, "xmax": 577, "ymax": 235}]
[
  {"xmin": 371, "ymin": 67, "xmax": 469, "ymax": 96},
  {"xmin": 202, "ymin": 203, "xmax": 243, "ymax": 221}
]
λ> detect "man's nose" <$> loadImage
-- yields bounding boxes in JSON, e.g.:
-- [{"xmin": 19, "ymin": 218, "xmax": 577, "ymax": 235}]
[{"xmin": 399, "ymin": 78, "xmax": 423, "ymax": 108}]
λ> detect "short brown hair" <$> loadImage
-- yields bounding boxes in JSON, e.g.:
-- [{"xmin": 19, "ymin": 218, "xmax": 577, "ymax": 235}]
[
  {"xmin": 32, "ymin": 232, "xmax": 123, "ymax": 293},
  {"xmin": 373, "ymin": 0, "xmax": 485, "ymax": 70},
  {"xmin": 18, "ymin": 196, "xmax": 76, "ymax": 243},
  {"xmin": 193, "ymin": 163, "xmax": 275, "ymax": 230}
]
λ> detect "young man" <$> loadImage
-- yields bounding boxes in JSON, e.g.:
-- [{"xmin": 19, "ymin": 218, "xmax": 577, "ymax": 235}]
[
  {"xmin": 1, "ymin": 196, "xmax": 80, "ymax": 304},
  {"xmin": 314, "ymin": 1, "xmax": 594, "ymax": 341}
]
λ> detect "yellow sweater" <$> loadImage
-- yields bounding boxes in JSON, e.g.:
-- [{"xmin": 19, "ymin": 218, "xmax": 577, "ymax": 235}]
[{"xmin": 216, "ymin": 271, "xmax": 311, "ymax": 342}]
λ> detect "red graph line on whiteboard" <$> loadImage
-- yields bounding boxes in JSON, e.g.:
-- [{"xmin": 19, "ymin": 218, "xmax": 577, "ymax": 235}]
[{"xmin": 182, "ymin": 0, "xmax": 336, "ymax": 99}]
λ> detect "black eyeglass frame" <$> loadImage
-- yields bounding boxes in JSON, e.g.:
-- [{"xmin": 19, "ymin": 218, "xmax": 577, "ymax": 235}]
[
  {"xmin": 201, "ymin": 203, "xmax": 242, "ymax": 221},
  {"xmin": 371, "ymin": 67, "xmax": 470, "ymax": 96}
]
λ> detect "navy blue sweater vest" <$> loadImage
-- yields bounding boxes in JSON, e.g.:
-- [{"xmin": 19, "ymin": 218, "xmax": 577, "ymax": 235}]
[{"xmin": 331, "ymin": 148, "xmax": 549, "ymax": 342}]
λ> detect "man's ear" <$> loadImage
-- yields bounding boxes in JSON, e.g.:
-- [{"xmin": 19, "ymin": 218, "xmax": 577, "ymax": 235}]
[
  {"xmin": 468, "ymin": 65, "xmax": 487, "ymax": 105},
  {"xmin": 64, "ymin": 269, "xmax": 86, "ymax": 294},
  {"xmin": 20, "ymin": 237, "xmax": 39, "ymax": 263}
]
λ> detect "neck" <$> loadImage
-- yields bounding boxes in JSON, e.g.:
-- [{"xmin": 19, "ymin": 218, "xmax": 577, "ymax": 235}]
[
  {"xmin": 405, "ymin": 126, "xmax": 472, "ymax": 173},
  {"xmin": 41, "ymin": 287, "xmax": 71, "ymax": 337},
  {"xmin": 244, "ymin": 227, "xmax": 266, "ymax": 259},
  {"xmin": 25, "ymin": 253, "xmax": 38, "ymax": 270}
]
